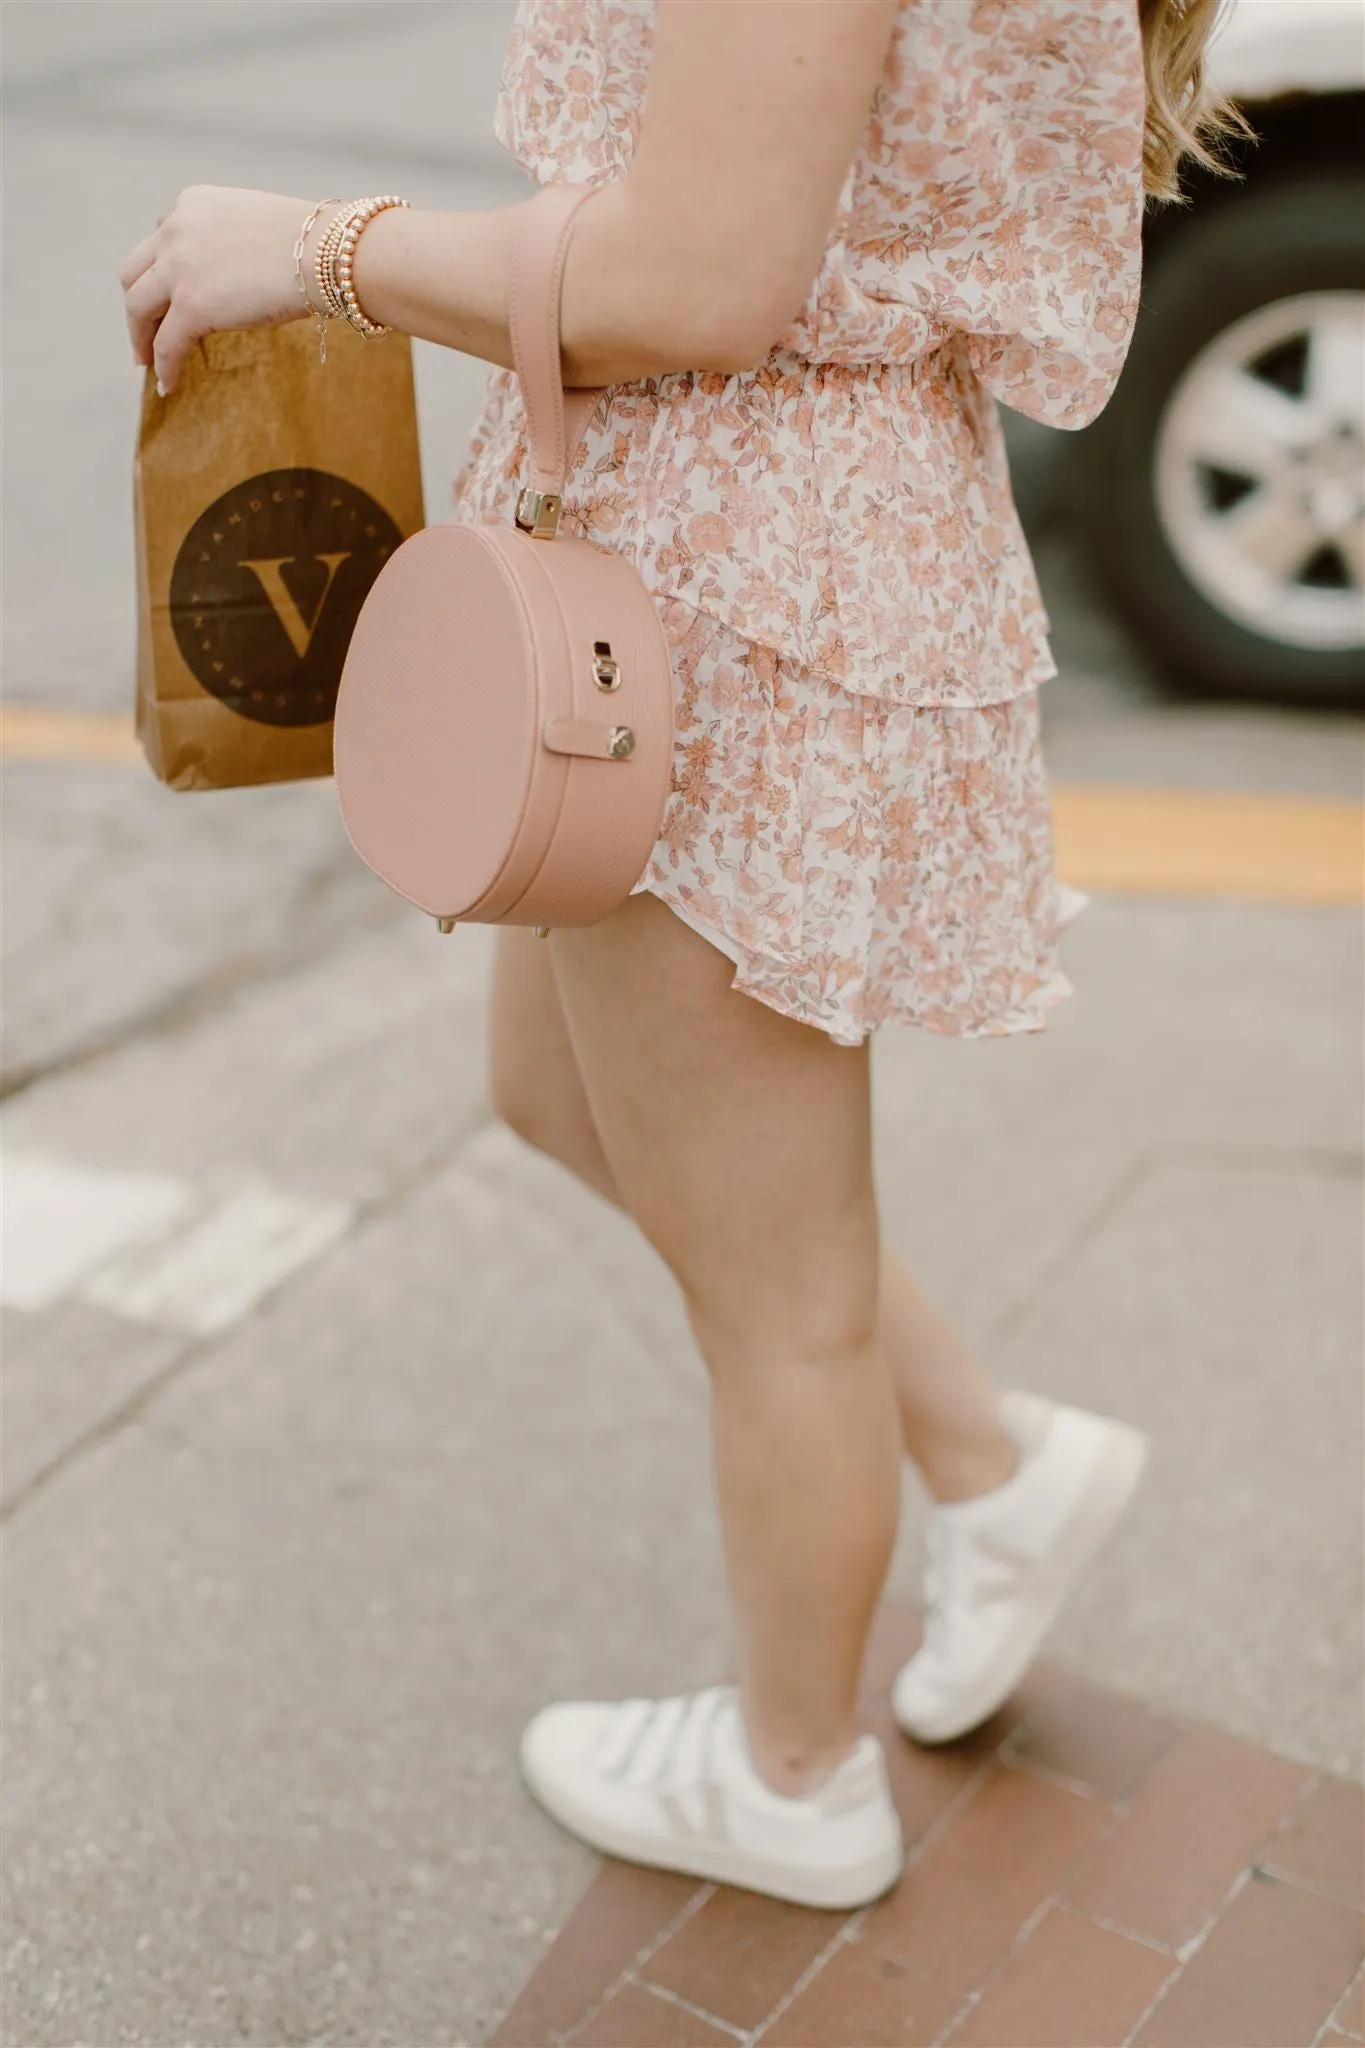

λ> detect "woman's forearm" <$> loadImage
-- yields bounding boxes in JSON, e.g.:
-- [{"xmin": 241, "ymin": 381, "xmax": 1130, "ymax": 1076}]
[
  {"xmin": 345, "ymin": 184, "xmax": 779, "ymax": 389},
  {"xmin": 118, "ymin": 6, "xmax": 892, "ymax": 398},
  {"xmin": 345, "ymin": 202, "xmax": 521, "ymax": 374}
]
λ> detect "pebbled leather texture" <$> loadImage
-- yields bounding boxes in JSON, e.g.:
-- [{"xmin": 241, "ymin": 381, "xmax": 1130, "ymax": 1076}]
[{"xmin": 334, "ymin": 182, "xmax": 674, "ymax": 930}]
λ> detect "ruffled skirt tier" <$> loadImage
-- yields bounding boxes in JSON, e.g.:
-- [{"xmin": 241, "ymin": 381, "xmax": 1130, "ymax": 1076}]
[{"xmin": 635, "ymin": 602, "xmax": 1070, "ymax": 1047}]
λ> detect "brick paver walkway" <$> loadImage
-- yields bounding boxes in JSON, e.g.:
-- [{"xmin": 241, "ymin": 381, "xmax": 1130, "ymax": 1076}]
[{"xmin": 491, "ymin": 1607, "xmax": 1364, "ymax": 2048}]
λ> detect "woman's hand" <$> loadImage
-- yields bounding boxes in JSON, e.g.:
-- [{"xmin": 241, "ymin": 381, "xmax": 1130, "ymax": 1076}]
[{"xmin": 118, "ymin": 186, "xmax": 311, "ymax": 396}]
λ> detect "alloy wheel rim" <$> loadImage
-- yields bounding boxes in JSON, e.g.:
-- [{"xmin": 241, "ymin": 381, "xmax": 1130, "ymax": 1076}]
[{"xmin": 1154, "ymin": 290, "xmax": 1365, "ymax": 654}]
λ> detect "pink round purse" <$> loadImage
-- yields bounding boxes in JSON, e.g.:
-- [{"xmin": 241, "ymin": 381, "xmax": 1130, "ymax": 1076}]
[{"xmin": 333, "ymin": 183, "xmax": 674, "ymax": 933}]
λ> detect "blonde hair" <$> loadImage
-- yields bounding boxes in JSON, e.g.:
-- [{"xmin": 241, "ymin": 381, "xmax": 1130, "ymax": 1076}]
[{"xmin": 1140, "ymin": 0, "xmax": 1250, "ymax": 202}]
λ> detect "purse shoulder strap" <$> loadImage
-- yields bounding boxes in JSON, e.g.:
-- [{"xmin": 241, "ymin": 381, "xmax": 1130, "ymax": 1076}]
[{"xmin": 509, "ymin": 181, "xmax": 607, "ymax": 518}]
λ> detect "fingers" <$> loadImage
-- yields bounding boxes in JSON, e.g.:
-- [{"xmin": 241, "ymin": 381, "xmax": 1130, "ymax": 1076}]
[
  {"xmin": 120, "ymin": 192, "xmax": 224, "ymax": 394},
  {"xmin": 124, "ymin": 263, "xmax": 171, "ymax": 368},
  {"xmin": 120, "ymin": 213, "xmax": 194, "ymax": 391},
  {"xmin": 117, "ymin": 229, "xmax": 160, "ymax": 293},
  {"xmin": 152, "ymin": 303, "xmax": 201, "ymax": 396}
]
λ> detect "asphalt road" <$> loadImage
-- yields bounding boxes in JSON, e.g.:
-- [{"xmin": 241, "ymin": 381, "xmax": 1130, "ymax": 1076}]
[{"xmin": 4, "ymin": 0, "xmax": 1360, "ymax": 1087}]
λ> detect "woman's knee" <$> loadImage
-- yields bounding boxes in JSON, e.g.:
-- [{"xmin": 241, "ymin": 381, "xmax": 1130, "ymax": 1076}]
[{"xmin": 677, "ymin": 1232, "xmax": 883, "ymax": 1377}]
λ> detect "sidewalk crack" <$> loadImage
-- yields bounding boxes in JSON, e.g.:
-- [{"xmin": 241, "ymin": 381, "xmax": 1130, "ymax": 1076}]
[
  {"xmin": 988, "ymin": 1152, "xmax": 1156, "ymax": 1341},
  {"xmin": 1, "ymin": 1105, "xmax": 497, "ymax": 1523}
]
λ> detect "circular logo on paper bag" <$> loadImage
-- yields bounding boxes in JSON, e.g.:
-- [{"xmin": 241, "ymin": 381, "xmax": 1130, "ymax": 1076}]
[{"xmin": 169, "ymin": 468, "xmax": 403, "ymax": 727}]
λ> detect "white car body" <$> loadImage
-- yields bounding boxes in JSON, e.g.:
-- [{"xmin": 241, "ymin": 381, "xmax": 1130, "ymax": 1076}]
[{"xmin": 1211, "ymin": 0, "xmax": 1365, "ymax": 99}]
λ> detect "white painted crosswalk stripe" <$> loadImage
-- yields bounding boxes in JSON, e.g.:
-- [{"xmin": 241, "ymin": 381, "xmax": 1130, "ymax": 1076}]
[
  {"xmin": 84, "ymin": 1181, "xmax": 354, "ymax": 1335},
  {"xmin": 2, "ymin": 1149, "xmax": 354, "ymax": 1334},
  {"xmin": 0, "ymin": 1152, "xmax": 191, "ymax": 1312}
]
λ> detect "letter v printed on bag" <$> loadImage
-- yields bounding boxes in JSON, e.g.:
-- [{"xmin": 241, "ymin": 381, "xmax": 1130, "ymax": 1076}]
[{"xmin": 240, "ymin": 552, "xmax": 350, "ymax": 661}]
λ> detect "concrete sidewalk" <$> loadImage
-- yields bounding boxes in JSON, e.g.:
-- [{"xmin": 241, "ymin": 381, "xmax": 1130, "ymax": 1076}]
[{"xmin": 3, "ymin": 879, "xmax": 1361, "ymax": 2044}]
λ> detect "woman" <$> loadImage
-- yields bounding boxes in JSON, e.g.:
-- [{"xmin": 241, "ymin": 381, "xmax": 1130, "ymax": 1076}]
[{"xmin": 121, "ymin": 0, "xmax": 1235, "ymax": 1911}]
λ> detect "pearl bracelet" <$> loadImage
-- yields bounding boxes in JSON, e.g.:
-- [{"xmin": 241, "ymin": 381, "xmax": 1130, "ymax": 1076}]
[{"xmin": 311, "ymin": 194, "xmax": 409, "ymax": 342}]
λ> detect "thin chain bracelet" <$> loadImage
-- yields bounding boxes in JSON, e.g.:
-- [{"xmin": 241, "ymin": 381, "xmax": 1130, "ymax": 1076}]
[{"xmin": 293, "ymin": 197, "xmax": 340, "ymax": 362}]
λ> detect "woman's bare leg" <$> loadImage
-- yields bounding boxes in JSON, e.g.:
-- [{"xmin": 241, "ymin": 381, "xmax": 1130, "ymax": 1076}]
[
  {"xmin": 490, "ymin": 929, "xmax": 618, "ymax": 1204},
  {"xmin": 507, "ymin": 898, "xmax": 900, "ymax": 1796},
  {"xmin": 491, "ymin": 927, "xmax": 1017, "ymax": 1507},
  {"xmin": 877, "ymin": 1264, "xmax": 1016, "ymax": 1499}
]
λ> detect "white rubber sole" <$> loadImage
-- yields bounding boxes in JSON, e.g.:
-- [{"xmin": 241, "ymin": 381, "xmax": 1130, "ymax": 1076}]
[
  {"xmin": 894, "ymin": 1418, "xmax": 1149, "ymax": 1746},
  {"xmin": 519, "ymin": 1751, "xmax": 904, "ymax": 1911}
]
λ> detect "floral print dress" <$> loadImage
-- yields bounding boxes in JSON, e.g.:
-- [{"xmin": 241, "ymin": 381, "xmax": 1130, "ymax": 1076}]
[{"xmin": 454, "ymin": 0, "xmax": 1147, "ymax": 1045}]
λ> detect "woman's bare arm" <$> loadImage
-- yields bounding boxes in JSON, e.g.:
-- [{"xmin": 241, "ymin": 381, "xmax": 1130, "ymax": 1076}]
[
  {"xmin": 354, "ymin": 1, "xmax": 897, "ymax": 384},
  {"xmin": 121, "ymin": 3, "xmax": 895, "ymax": 393}
]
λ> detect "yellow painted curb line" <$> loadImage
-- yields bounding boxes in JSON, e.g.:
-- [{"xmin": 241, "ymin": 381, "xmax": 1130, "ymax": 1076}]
[
  {"xmin": 1, "ymin": 703, "xmax": 142, "ymax": 767},
  {"xmin": 1051, "ymin": 782, "xmax": 1364, "ymax": 907},
  {"xmin": 3, "ymin": 702, "xmax": 1362, "ymax": 907}
]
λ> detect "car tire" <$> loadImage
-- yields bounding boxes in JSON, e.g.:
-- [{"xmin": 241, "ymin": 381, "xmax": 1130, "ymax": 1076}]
[{"xmin": 1077, "ymin": 178, "xmax": 1365, "ymax": 707}]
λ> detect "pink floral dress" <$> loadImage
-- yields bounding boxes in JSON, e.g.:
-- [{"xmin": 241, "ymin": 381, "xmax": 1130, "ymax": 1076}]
[{"xmin": 454, "ymin": 0, "xmax": 1147, "ymax": 1044}]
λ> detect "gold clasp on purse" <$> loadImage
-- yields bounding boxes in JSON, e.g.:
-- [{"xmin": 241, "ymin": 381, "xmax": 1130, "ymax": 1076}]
[
  {"xmin": 515, "ymin": 488, "xmax": 561, "ymax": 540},
  {"xmin": 592, "ymin": 641, "xmax": 620, "ymax": 691}
]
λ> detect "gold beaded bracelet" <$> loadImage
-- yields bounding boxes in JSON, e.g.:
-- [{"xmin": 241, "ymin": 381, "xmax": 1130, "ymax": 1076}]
[
  {"xmin": 310, "ymin": 194, "xmax": 409, "ymax": 342},
  {"xmin": 314, "ymin": 205, "xmax": 356, "ymax": 324}
]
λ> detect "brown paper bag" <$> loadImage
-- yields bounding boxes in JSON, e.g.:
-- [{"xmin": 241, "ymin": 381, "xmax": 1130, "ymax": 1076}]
[{"xmin": 134, "ymin": 321, "xmax": 425, "ymax": 790}]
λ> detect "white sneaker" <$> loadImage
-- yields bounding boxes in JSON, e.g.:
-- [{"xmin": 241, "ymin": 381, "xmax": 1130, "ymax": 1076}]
[
  {"xmin": 893, "ymin": 1393, "xmax": 1148, "ymax": 1745},
  {"xmin": 520, "ymin": 1683, "xmax": 904, "ymax": 1910}
]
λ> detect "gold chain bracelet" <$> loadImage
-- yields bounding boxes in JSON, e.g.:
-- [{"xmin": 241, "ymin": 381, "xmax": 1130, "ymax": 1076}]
[{"xmin": 294, "ymin": 197, "xmax": 340, "ymax": 362}]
